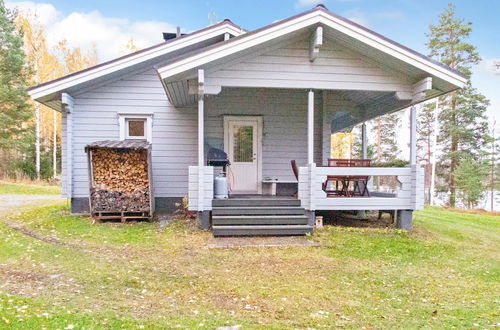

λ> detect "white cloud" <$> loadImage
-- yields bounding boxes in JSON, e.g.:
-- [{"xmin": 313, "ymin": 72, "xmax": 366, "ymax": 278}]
[
  {"xmin": 6, "ymin": 1, "xmax": 59, "ymax": 26},
  {"xmin": 6, "ymin": 1, "xmax": 178, "ymax": 61}
]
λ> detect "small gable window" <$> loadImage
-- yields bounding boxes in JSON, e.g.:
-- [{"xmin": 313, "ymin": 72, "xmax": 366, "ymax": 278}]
[
  {"xmin": 127, "ymin": 119, "xmax": 146, "ymax": 138},
  {"xmin": 118, "ymin": 113, "xmax": 152, "ymax": 142}
]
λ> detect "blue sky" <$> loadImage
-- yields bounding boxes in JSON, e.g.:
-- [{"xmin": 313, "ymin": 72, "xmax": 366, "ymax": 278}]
[{"xmin": 7, "ymin": 0, "xmax": 500, "ymax": 120}]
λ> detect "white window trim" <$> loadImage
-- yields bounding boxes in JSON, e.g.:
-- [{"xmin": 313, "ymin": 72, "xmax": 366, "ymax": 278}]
[{"xmin": 118, "ymin": 113, "xmax": 153, "ymax": 142}]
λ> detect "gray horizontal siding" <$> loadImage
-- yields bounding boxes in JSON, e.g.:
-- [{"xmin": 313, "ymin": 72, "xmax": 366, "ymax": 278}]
[
  {"xmin": 205, "ymin": 88, "xmax": 322, "ymax": 182},
  {"xmin": 71, "ymin": 68, "xmax": 197, "ymax": 198},
  {"xmin": 206, "ymin": 38, "xmax": 412, "ymax": 92}
]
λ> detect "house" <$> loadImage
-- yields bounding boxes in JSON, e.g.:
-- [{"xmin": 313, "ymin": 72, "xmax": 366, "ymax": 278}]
[{"xmin": 28, "ymin": 5, "xmax": 466, "ymax": 236}]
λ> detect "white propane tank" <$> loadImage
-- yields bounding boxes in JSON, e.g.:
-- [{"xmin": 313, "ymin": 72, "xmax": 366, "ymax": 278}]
[{"xmin": 214, "ymin": 174, "xmax": 229, "ymax": 199}]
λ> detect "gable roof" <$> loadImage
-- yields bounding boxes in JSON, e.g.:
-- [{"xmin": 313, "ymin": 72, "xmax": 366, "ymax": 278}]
[
  {"xmin": 157, "ymin": 5, "xmax": 467, "ymax": 89},
  {"xmin": 28, "ymin": 19, "xmax": 245, "ymax": 104}
]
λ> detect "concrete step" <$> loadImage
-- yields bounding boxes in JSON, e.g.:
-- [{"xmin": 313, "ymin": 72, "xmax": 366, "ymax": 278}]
[
  {"xmin": 212, "ymin": 198, "xmax": 301, "ymax": 207},
  {"xmin": 212, "ymin": 215, "xmax": 309, "ymax": 225},
  {"xmin": 212, "ymin": 206, "xmax": 305, "ymax": 216},
  {"xmin": 213, "ymin": 225, "xmax": 313, "ymax": 237}
]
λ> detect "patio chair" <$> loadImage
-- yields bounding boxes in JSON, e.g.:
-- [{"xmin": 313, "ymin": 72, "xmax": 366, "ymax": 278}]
[{"xmin": 291, "ymin": 160, "xmax": 299, "ymax": 181}]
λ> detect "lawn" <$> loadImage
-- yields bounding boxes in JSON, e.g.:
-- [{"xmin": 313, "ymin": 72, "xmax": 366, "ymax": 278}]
[
  {"xmin": 0, "ymin": 181, "xmax": 61, "ymax": 195},
  {"xmin": 0, "ymin": 203, "xmax": 498, "ymax": 329}
]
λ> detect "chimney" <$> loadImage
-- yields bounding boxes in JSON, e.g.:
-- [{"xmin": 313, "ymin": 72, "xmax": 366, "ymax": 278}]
[{"xmin": 162, "ymin": 27, "xmax": 185, "ymax": 41}]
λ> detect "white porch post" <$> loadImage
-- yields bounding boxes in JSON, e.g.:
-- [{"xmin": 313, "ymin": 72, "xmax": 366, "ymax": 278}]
[
  {"xmin": 308, "ymin": 90, "xmax": 314, "ymax": 164},
  {"xmin": 197, "ymin": 69, "xmax": 205, "ymax": 211},
  {"xmin": 307, "ymin": 90, "xmax": 316, "ymax": 213},
  {"xmin": 361, "ymin": 122, "xmax": 367, "ymax": 159},
  {"xmin": 409, "ymin": 106, "xmax": 417, "ymax": 165},
  {"xmin": 61, "ymin": 93, "xmax": 74, "ymax": 200}
]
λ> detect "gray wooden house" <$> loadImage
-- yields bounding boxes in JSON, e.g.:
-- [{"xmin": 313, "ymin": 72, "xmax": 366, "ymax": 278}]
[{"xmin": 29, "ymin": 5, "xmax": 466, "ymax": 235}]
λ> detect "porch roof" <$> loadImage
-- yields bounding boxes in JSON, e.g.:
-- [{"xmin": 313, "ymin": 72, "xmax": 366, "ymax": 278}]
[{"xmin": 157, "ymin": 5, "xmax": 466, "ymax": 108}]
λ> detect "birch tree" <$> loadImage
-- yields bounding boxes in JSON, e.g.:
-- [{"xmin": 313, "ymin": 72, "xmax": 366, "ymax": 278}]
[{"xmin": 16, "ymin": 12, "xmax": 62, "ymax": 179}]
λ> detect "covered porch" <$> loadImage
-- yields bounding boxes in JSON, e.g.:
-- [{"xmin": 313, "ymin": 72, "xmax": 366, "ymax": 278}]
[
  {"xmin": 184, "ymin": 82, "xmax": 425, "ymax": 231},
  {"xmin": 154, "ymin": 13, "xmax": 465, "ymax": 233}
]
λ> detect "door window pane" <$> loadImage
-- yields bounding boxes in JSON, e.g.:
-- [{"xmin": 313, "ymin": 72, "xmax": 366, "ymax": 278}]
[
  {"xmin": 233, "ymin": 125, "xmax": 253, "ymax": 162},
  {"xmin": 128, "ymin": 120, "xmax": 145, "ymax": 138}
]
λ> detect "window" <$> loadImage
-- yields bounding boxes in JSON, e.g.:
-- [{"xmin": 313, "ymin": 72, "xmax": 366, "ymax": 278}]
[
  {"xmin": 126, "ymin": 119, "xmax": 146, "ymax": 139},
  {"xmin": 118, "ymin": 114, "xmax": 152, "ymax": 142}
]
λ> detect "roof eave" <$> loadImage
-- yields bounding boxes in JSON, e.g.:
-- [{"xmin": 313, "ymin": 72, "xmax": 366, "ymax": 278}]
[{"xmin": 28, "ymin": 20, "xmax": 245, "ymax": 100}]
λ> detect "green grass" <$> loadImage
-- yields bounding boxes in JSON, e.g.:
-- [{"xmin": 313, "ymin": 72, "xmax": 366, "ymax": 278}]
[
  {"xmin": 0, "ymin": 203, "xmax": 499, "ymax": 329},
  {"xmin": 0, "ymin": 181, "xmax": 61, "ymax": 195}
]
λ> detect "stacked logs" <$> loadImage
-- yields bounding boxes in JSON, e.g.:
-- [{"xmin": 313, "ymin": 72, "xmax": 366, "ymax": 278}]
[{"xmin": 90, "ymin": 148, "xmax": 150, "ymax": 212}]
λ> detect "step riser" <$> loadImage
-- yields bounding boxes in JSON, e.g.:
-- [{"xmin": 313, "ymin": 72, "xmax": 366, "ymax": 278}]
[
  {"xmin": 213, "ymin": 217, "xmax": 309, "ymax": 225},
  {"xmin": 213, "ymin": 209, "xmax": 305, "ymax": 216},
  {"xmin": 212, "ymin": 199, "xmax": 301, "ymax": 207},
  {"xmin": 213, "ymin": 226, "xmax": 313, "ymax": 237}
]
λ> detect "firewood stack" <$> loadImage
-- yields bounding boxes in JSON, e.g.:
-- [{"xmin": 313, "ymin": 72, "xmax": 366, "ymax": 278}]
[{"xmin": 86, "ymin": 140, "xmax": 153, "ymax": 216}]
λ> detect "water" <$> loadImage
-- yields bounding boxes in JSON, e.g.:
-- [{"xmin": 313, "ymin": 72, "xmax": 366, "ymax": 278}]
[{"xmin": 434, "ymin": 190, "xmax": 500, "ymax": 211}]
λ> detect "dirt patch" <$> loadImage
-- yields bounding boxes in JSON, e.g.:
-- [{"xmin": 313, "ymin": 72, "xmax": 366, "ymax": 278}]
[
  {"xmin": 206, "ymin": 236, "xmax": 321, "ymax": 249},
  {"xmin": 4, "ymin": 221, "xmax": 70, "ymax": 247},
  {"xmin": 0, "ymin": 266, "xmax": 77, "ymax": 299}
]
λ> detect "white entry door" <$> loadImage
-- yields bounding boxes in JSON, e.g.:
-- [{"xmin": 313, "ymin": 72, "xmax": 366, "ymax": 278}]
[{"xmin": 224, "ymin": 116, "xmax": 262, "ymax": 194}]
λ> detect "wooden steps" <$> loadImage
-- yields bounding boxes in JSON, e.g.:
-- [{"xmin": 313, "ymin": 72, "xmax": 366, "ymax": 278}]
[{"xmin": 211, "ymin": 197, "xmax": 312, "ymax": 236}]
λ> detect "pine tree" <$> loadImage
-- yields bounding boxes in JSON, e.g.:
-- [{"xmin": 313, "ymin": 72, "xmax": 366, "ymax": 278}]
[
  {"xmin": 351, "ymin": 124, "xmax": 374, "ymax": 159},
  {"xmin": 417, "ymin": 102, "xmax": 435, "ymax": 199},
  {"xmin": 455, "ymin": 157, "xmax": 489, "ymax": 209},
  {"xmin": 372, "ymin": 113, "xmax": 401, "ymax": 163},
  {"xmin": 427, "ymin": 3, "xmax": 490, "ymax": 207},
  {"xmin": 0, "ymin": 1, "xmax": 32, "ymax": 175}
]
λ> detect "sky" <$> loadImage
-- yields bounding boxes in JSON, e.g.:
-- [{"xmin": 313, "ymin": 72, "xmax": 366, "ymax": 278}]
[{"xmin": 6, "ymin": 0, "xmax": 500, "ymax": 123}]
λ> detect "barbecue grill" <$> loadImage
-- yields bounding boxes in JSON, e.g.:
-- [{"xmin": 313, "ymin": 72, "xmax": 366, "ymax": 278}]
[{"xmin": 206, "ymin": 147, "xmax": 230, "ymax": 171}]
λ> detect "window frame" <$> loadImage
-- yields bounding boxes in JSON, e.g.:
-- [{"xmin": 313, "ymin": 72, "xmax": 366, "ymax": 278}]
[{"xmin": 118, "ymin": 113, "xmax": 153, "ymax": 142}]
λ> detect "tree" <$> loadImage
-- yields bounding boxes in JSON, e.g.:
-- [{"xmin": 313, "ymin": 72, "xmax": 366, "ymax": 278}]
[
  {"xmin": 417, "ymin": 102, "xmax": 436, "ymax": 202},
  {"xmin": 427, "ymin": 3, "xmax": 490, "ymax": 207},
  {"xmin": 120, "ymin": 37, "xmax": 140, "ymax": 55},
  {"xmin": 0, "ymin": 1, "xmax": 32, "ymax": 176},
  {"xmin": 372, "ymin": 113, "xmax": 401, "ymax": 163},
  {"xmin": 455, "ymin": 157, "xmax": 489, "ymax": 209},
  {"xmin": 55, "ymin": 40, "xmax": 98, "ymax": 74},
  {"xmin": 351, "ymin": 124, "xmax": 374, "ymax": 159},
  {"xmin": 13, "ymin": 11, "xmax": 99, "ymax": 180},
  {"xmin": 16, "ymin": 11, "xmax": 63, "ymax": 179},
  {"xmin": 437, "ymin": 82, "xmax": 490, "ymax": 206}
]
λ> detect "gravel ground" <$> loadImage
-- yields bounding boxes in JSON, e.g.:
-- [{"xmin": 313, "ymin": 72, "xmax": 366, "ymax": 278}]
[{"xmin": 0, "ymin": 194, "xmax": 63, "ymax": 213}]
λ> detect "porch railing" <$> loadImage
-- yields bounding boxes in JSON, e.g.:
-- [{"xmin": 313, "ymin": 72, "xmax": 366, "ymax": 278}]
[
  {"xmin": 188, "ymin": 166, "xmax": 214, "ymax": 211},
  {"xmin": 298, "ymin": 164, "xmax": 424, "ymax": 211}
]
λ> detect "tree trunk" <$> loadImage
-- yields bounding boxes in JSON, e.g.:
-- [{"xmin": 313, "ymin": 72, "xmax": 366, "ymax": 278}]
[
  {"xmin": 35, "ymin": 102, "xmax": 41, "ymax": 180},
  {"xmin": 53, "ymin": 111, "xmax": 57, "ymax": 178},
  {"xmin": 449, "ymin": 92, "xmax": 457, "ymax": 207}
]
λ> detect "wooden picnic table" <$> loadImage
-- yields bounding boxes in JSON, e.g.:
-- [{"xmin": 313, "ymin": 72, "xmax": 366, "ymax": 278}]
[{"xmin": 321, "ymin": 159, "xmax": 371, "ymax": 197}]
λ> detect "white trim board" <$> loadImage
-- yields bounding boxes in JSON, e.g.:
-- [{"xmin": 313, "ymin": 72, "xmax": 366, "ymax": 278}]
[{"xmin": 158, "ymin": 8, "xmax": 466, "ymax": 89}]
